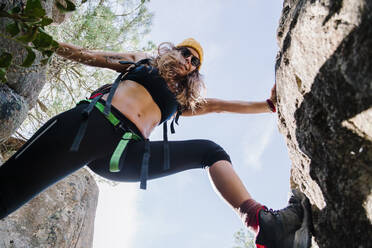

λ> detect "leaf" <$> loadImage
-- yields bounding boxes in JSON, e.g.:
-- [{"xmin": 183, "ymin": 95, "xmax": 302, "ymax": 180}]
[
  {"xmin": 0, "ymin": 68, "xmax": 7, "ymax": 82},
  {"xmin": 32, "ymin": 29, "xmax": 53, "ymax": 48},
  {"xmin": 50, "ymin": 40, "xmax": 59, "ymax": 50},
  {"xmin": 40, "ymin": 57, "xmax": 50, "ymax": 65},
  {"xmin": 24, "ymin": 0, "xmax": 46, "ymax": 18},
  {"xmin": 42, "ymin": 50, "xmax": 54, "ymax": 57},
  {"xmin": 21, "ymin": 47, "xmax": 36, "ymax": 67},
  {"xmin": 0, "ymin": 52, "xmax": 12, "ymax": 68},
  {"xmin": 6, "ymin": 22, "xmax": 20, "ymax": 37},
  {"xmin": 10, "ymin": 6, "xmax": 21, "ymax": 14},
  {"xmin": 55, "ymin": 0, "xmax": 76, "ymax": 12},
  {"xmin": 23, "ymin": 17, "xmax": 41, "ymax": 24},
  {"xmin": 65, "ymin": 0, "xmax": 77, "ymax": 11},
  {"xmin": 40, "ymin": 17, "xmax": 53, "ymax": 26},
  {"xmin": 16, "ymin": 27, "xmax": 38, "ymax": 43},
  {"xmin": 18, "ymin": 21, "xmax": 28, "ymax": 32}
]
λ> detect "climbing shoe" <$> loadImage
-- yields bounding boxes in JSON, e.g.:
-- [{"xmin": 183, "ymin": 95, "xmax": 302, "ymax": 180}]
[{"xmin": 255, "ymin": 189, "xmax": 312, "ymax": 248}]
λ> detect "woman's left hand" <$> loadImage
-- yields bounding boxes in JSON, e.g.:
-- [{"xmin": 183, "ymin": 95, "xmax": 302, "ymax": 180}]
[{"xmin": 269, "ymin": 83, "xmax": 277, "ymax": 106}]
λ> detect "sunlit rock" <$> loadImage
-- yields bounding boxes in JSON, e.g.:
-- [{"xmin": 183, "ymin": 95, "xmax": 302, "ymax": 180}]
[
  {"xmin": 276, "ymin": 0, "xmax": 372, "ymax": 247},
  {"xmin": 0, "ymin": 169, "xmax": 99, "ymax": 248}
]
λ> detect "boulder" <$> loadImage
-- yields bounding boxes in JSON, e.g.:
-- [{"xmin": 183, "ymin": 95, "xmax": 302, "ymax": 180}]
[
  {"xmin": 276, "ymin": 0, "xmax": 372, "ymax": 247},
  {"xmin": 0, "ymin": 168, "xmax": 99, "ymax": 248}
]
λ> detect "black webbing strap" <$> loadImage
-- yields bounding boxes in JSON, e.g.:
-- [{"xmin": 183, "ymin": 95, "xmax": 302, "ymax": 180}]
[
  {"xmin": 104, "ymin": 72, "xmax": 124, "ymax": 116},
  {"xmin": 170, "ymin": 110, "xmax": 181, "ymax": 134},
  {"xmin": 163, "ymin": 121, "xmax": 170, "ymax": 171},
  {"xmin": 163, "ymin": 109, "xmax": 182, "ymax": 170},
  {"xmin": 70, "ymin": 94, "xmax": 103, "ymax": 152},
  {"xmin": 170, "ymin": 119, "xmax": 176, "ymax": 134},
  {"xmin": 140, "ymin": 139, "xmax": 151, "ymax": 189},
  {"xmin": 103, "ymin": 61, "xmax": 137, "ymax": 116}
]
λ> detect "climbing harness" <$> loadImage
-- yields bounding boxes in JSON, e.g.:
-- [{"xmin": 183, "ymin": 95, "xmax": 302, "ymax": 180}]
[{"xmin": 70, "ymin": 59, "xmax": 181, "ymax": 189}]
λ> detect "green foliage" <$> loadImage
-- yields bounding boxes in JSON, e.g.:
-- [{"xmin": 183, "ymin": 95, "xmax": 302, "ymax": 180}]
[
  {"xmin": 21, "ymin": 47, "xmax": 36, "ymax": 67},
  {"xmin": 24, "ymin": 0, "xmax": 46, "ymax": 18},
  {"xmin": 6, "ymin": 22, "xmax": 20, "ymax": 37},
  {"xmin": 39, "ymin": 17, "xmax": 54, "ymax": 26},
  {"xmin": 0, "ymin": 0, "xmax": 67, "ymax": 78},
  {"xmin": 0, "ymin": 52, "xmax": 12, "ymax": 67},
  {"xmin": 16, "ymin": 26, "xmax": 39, "ymax": 43},
  {"xmin": 48, "ymin": 0, "xmax": 154, "ymax": 52},
  {"xmin": 0, "ymin": 68, "xmax": 6, "ymax": 82},
  {"xmin": 233, "ymin": 229, "xmax": 255, "ymax": 248},
  {"xmin": 32, "ymin": 29, "xmax": 54, "ymax": 48}
]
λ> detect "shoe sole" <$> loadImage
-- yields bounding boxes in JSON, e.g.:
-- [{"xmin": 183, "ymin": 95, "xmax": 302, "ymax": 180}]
[{"xmin": 292, "ymin": 189, "xmax": 313, "ymax": 248}]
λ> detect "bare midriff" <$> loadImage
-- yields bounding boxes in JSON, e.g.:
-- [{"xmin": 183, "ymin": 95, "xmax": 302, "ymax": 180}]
[{"xmin": 102, "ymin": 80, "xmax": 161, "ymax": 138}]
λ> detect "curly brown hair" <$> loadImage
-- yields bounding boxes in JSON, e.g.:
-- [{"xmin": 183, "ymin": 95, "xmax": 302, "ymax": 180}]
[{"xmin": 150, "ymin": 42, "xmax": 206, "ymax": 112}]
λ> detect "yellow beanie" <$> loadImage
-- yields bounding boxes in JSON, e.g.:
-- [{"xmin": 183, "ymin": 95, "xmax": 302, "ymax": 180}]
[{"xmin": 176, "ymin": 38, "xmax": 204, "ymax": 68}]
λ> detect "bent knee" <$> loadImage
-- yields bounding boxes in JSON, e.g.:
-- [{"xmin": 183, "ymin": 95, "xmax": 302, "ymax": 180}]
[{"xmin": 199, "ymin": 139, "xmax": 231, "ymax": 168}]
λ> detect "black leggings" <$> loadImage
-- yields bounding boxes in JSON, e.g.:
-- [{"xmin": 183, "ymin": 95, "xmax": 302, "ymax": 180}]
[{"xmin": 0, "ymin": 102, "xmax": 231, "ymax": 219}]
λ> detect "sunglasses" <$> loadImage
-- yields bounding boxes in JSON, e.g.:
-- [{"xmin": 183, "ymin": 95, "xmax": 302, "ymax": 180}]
[{"xmin": 177, "ymin": 47, "xmax": 200, "ymax": 68}]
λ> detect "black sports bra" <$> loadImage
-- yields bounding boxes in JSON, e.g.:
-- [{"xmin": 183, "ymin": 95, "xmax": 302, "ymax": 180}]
[
  {"xmin": 88, "ymin": 59, "xmax": 181, "ymax": 185},
  {"xmin": 125, "ymin": 62, "xmax": 179, "ymax": 124}
]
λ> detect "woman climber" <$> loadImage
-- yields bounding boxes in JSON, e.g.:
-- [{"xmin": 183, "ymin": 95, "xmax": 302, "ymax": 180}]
[{"xmin": 0, "ymin": 38, "xmax": 311, "ymax": 248}]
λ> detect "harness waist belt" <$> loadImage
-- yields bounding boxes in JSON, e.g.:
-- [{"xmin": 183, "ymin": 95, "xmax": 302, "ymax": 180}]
[
  {"xmin": 89, "ymin": 100, "xmax": 142, "ymax": 172},
  {"xmin": 72, "ymin": 98, "xmax": 150, "ymax": 189}
]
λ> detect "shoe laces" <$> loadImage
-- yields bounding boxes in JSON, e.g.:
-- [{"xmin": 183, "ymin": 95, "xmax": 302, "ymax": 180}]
[
  {"xmin": 262, "ymin": 202, "xmax": 301, "ymax": 218},
  {"xmin": 262, "ymin": 207, "xmax": 280, "ymax": 216}
]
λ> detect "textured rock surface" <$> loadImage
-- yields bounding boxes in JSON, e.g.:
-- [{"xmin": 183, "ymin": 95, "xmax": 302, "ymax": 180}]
[
  {"xmin": 0, "ymin": 0, "xmax": 70, "ymax": 142},
  {"xmin": 276, "ymin": 0, "xmax": 372, "ymax": 247},
  {"xmin": 0, "ymin": 168, "xmax": 99, "ymax": 248},
  {"xmin": 0, "ymin": 84, "xmax": 29, "ymax": 143}
]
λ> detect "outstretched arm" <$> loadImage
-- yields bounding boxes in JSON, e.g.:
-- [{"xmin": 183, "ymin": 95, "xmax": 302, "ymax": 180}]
[
  {"xmin": 55, "ymin": 42, "xmax": 149, "ymax": 72},
  {"xmin": 182, "ymin": 98, "xmax": 273, "ymax": 116},
  {"xmin": 183, "ymin": 83, "xmax": 277, "ymax": 117}
]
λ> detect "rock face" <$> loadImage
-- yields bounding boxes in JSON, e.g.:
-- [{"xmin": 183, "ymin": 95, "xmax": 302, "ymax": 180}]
[
  {"xmin": 276, "ymin": 0, "xmax": 372, "ymax": 247},
  {"xmin": 0, "ymin": 168, "xmax": 99, "ymax": 248}
]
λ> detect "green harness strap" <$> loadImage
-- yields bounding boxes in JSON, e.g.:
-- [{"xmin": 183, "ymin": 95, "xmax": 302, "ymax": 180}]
[
  {"xmin": 79, "ymin": 99, "xmax": 142, "ymax": 172},
  {"xmin": 109, "ymin": 132, "xmax": 136, "ymax": 172}
]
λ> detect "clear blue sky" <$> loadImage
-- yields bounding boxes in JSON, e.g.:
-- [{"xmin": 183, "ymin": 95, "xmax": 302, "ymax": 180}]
[{"xmin": 93, "ymin": 1, "xmax": 289, "ymax": 247}]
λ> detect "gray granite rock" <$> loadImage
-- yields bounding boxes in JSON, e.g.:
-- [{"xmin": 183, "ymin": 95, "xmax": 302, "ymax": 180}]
[
  {"xmin": 0, "ymin": 168, "xmax": 99, "ymax": 248},
  {"xmin": 0, "ymin": 84, "xmax": 28, "ymax": 143},
  {"xmin": 276, "ymin": 0, "xmax": 372, "ymax": 247}
]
